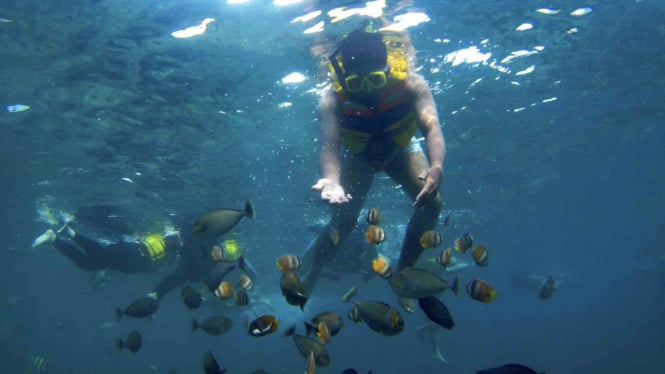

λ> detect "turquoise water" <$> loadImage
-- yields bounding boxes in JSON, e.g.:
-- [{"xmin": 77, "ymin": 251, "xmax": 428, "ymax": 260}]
[{"xmin": 1, "ymin": 0, "xmax": 664, "ymax": 373}]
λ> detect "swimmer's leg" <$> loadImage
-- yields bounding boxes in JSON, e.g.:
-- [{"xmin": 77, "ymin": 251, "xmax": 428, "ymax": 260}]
[
  {"xmin": 302, "ymin": 159, "xmax": 374, "ymax": 294},
  {"xmin": 385, "ymin": 149, "xmax": 442, "ymax": 269}
]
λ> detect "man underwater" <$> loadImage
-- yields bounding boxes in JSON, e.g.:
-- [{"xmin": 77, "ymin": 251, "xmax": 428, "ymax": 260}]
[{"xmin": 301, "ymin": 27, "xmax": 446, "ymax": 297}]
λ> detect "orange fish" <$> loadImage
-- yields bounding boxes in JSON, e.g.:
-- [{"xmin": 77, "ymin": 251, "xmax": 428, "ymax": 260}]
[
  {"xmin": 471, "ymin": 246, "xmax": 489, "ymax": 267},
  {"xmin": 419, "ymin": 230, "xmax": 441, "ymax": 249},
  {"xmin": 238, "ymin": 274, "xmax": 253, "ymax": 290},
  {"xmin": 214, "ymin": 281, "xmax": 234, "ymax": 299},
  {"xmin": 454, "ymin": 233, "xmax": 473, "ymax": 253},
  {"xmin": 372, "ymin": 255, "xmax": 392, "ymax": 279},
  {"xmin": 247, "ymin": 314, "xmax": 279, "ymax": 337},
  {"xmin": 210, "ymin": 245, "xmax": 224, "ymax": 261},
  {"xmin": 276, "ymin": 254, "xmax": 301, "ymax": 272},
  {"xmin": 315, "ymin": 321, "xmax": 330, "ymax": 344},
  {"xmin": 436, "ymin": 248, "xmax": 452, "ymax": 267},
  {"xmin": 466, "ymin": 279, "xmax": 496, "ymax": 303},
  {"xmin": 365, "ymin": 225, "xmax": 385, "ymax": 245},
  {"xmin": 366, "ymin": 208, "xmax": 381, "ymax": 225}
]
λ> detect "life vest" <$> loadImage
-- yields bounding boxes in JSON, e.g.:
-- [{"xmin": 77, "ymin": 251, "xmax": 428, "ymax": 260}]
[
  {"xmin": 327, "ymin": 32, "xmax": 416, "ymax": 161},
  {"xmin": 221, "ymin": 239, "xmax": 242, "ymax": 261},
  {"xmin": 337, "ymin": 79, "xmax": 418, "ymax": 161},
  {"xmin": 141, "ymin": 233, "xmax": 167, "ymax": 262}
]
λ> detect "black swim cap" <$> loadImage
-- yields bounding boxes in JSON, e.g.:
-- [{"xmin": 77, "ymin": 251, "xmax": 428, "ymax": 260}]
[{"xmin": 340, "ymin": 30, "xmax": 387, "ymax": 74}]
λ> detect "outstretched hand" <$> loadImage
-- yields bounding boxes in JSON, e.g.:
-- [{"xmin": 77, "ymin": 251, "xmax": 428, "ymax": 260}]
[
  {"xmin": 312, "ymin": 178, "xmax": 352, "ymax": 204},
  {"xmin": 414, "ymin": 166, "xmax": 443, "ymax": 208}
]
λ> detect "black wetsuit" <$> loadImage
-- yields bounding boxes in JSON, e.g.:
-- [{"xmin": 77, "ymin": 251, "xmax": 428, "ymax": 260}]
[
  {"xmin": 53, "ymin": 234, "xmax": 177, "ymax": 274},
  {"xmin": 151, "ymin": 232, "xmax": 218, "ymax": 300}
]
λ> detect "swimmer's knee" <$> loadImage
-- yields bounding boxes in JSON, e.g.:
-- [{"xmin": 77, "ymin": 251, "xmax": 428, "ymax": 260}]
[
  {"xmin": 419, "ymin": 192, "xmax": 442, "ymax": 215},
  {"xmin": 329, "ymin": 217, "xmax": 356, "ymax": 237}
]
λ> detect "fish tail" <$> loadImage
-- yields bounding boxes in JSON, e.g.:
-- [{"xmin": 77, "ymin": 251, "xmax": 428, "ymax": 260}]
[
  {"xmin": 244, "ymin": 199, "xmax": 255, "ymax": 220},
  {"xmin": 191, "ymin": 319, "xmax": 199, "ymax": 331},
  {"xmin": 299, "ymin": 296, "xmax": 309, "ymax": 311},
  {"xmin": 451, "ymin": 275, "xmax": 460, "ymax": 297},
  {"xmin": 114, "ymin": 308, "xmax": 123, "ymax": 320},
  {"xmin": 115, "ymin": 338, "xmax": 124, "ymax": 351}
]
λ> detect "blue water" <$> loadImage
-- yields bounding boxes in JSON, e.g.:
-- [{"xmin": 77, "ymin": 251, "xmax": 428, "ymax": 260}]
[{"xmin": 1, "ymin": 0, "xmax": 664, "ymax": 373}]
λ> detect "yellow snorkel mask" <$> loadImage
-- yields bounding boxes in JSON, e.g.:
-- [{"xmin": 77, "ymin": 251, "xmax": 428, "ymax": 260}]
[{"xmin": 328, "ymin": 30, "xmax": 409, "ymax": 94}]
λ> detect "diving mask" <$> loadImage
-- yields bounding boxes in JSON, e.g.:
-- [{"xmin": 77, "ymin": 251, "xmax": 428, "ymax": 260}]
[
  {"xmin": 329, "ymin": 46, "xmax": 390, "ymax": 94},
  {"xmin": 343, "ymin": 68, "xmax": 389, "ymax": 93}
]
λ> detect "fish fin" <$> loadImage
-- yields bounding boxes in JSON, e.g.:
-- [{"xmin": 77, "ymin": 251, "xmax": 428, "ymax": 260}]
[
  {"xmin": 432, "ymin": 339, "xmax": 448, "ymax": 364},
  {"xmin": 245, "ymin": 199, "xmax": 255, "ymax": 220},
  {"xmin": 451, "ymin": 275, "xmax": 460, "ymax": 297},
  {"xmin": 115, "ymin": 338, "xmax": 124, "ymax": 351},
  {"xmin": 297, "ymin": 294, "xmax": 309, "ymax": 311},
  {"xmin": 304, "ymin": 322, "xmax": 317, "ymax": 336}
]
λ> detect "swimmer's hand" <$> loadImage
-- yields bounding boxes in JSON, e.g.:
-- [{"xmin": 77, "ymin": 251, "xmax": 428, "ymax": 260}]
[
  {"xmin": 312, "ymin": 178, "xmax": 352, "ymax": 204},
  {"xmin": 414, "ymin": 166, "xmax": 442, "ymax": 208}
]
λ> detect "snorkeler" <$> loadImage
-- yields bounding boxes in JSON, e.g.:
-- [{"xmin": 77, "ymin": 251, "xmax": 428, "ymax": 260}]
[{"xmin": 301, "ymin": 27, "xmax": 445, "ymax": 295}]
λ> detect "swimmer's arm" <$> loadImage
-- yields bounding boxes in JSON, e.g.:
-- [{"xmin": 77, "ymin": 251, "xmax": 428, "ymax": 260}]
[
  {"xmin": 317, "ymin": 90, "xmax": 342, "ymax": 184},
  {"xmin": 312, "ymin": 91, "xmax": 351, "ymax": 204},
  {"xmin": 409, "ymin": 73, "xmax": 446, "ymax": 173}
]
